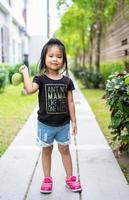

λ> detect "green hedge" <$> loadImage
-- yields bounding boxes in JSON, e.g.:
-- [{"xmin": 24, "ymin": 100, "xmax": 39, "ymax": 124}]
[
  {"xmin": 100, "ymin": 60, "xmax": 125, "ymax": 83},
  {"xmin": 71, "ymin": 67, "xmax": 103, "ymax": 88},
  {"xmin": 8, "ymin": 64, "xmax": 22, "ymax": 83},
  {"xmin": 71, "ymin": 60, "xmax": 126, "ymax": 89},
  {"xmin": 0, "ymin": 64, "xmax": 10, "ymax": 90},
  {"xmin": 29, "ymin": 64, "xmax": 38, "ymax": 76},
  {"xmin": 0, "ymin": 68, "xmax": 7, "ymax": 91}
]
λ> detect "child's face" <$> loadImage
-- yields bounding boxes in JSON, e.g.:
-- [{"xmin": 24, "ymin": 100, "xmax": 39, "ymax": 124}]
[{"xmin": 45, "ymin": 45, "xmax": 64, "ymax": 72}]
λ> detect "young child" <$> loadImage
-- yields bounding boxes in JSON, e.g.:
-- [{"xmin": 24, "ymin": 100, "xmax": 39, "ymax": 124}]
[{"xmin": 19, "ymin": 38, "xmax": 82, "ymax": 193}]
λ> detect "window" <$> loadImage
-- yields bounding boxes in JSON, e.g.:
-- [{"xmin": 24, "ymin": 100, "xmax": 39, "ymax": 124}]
[
  {"xmin": 1, "ymin": 27, "xmax": 4, "ymax": 62},
  {"xmin": 18, "ymin": 43, "xmax": 22, "ymax": 63},
  {"xmin": 12, "ymin": 40, "xmax": 16, "ymax": 63},
  {"xmin": 125, "ymin": 49, "xmax": 128, "ymax": 56},
  {"xmin": 122, "ymin": 39, "xmax": 128, "ymax": 46},
  {"xmin": 0, "ymin": 26, "xmax": 9, "ymax": 63}
]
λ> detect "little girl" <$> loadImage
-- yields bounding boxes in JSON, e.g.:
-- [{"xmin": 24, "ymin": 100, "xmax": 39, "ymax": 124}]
[{"xmin": 19, "ymin": 38, "xmax": 82, "ymax": 193}]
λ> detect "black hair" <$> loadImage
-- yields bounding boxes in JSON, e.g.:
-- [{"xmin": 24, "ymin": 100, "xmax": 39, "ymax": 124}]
[{"xmin": 39, "ymin": 38, "xmax": 68, "ymax": 75}]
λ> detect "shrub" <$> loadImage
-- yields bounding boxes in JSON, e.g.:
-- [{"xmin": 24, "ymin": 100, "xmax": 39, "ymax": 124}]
[
  {"xmin": 0, "ymin": 67, "xmax": 7, "ymax": 91},
  {"xmin": 124, "ymin": 58, "xmax": 129, "ymax": 72},
  {"xmin": 29, "ymin": 64, "xmax": 38, "ymax": 76},
  {"xmin": 104, "ymin": 71, "xmax": 129, "ymax": 153},
  {"xmin": 71, "ymin": 66, "xmax": 103, "ymax": 88},
  {"xmin": 8, "ymin": 64, "xmax": 21, "ymax": 83},
  {"xmin": 86, "ymin": 70, "xmax": 103, "ymax": 88},
  {"xmin": 100, "ymin": 61, "xmax": 125, "ymax": 84},
  {"xmin": 71, "ymin": 67, "xmax": 84, "ymax": 79}
]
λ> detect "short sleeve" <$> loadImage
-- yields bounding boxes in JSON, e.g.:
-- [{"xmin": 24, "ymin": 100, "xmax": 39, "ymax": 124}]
[
  {"xmin": 33, "ymin": 75, "xmax": 41, "ymax": 86},
  {"xmin": 67, "ymin": 78, "xmax": 75, "ymax": 91}
]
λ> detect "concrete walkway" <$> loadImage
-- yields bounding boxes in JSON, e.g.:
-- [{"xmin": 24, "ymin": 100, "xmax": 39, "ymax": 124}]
[{"xmin": 0, "ymin": 78, "xmax": 129, "ymax": 200}]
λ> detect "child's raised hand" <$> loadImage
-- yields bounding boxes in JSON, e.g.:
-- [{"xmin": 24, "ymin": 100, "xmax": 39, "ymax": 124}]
[{"xmin": 19, "ymin": 64, "xmax": 28, "ymax": 74}]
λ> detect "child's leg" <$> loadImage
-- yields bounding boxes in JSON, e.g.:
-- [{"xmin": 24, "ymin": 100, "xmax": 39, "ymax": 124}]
[
  {"xmin": 41, "ymin": 145, "xmax": 53, "ymax": 177},
  {"xmin": 58, "ymin": 144, "xmax": 73, "ymax": 178}
]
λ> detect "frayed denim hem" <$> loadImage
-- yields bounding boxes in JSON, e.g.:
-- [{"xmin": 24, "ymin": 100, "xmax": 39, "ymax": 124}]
[
  {"xmin": 36, "ymin": 137, "xmax": 53, "ymax": 148},
  {"xmin": 57, "ymin": 140, "xmax": 70, "ymax": 146}
]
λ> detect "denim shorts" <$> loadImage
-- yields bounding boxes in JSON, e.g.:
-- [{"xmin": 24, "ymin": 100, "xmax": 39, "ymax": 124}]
[{"xmin": 37, "ymin": 121, "xmax": 70, "ymax": 147}]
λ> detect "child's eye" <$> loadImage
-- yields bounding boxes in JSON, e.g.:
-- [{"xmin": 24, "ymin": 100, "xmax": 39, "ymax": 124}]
[
  {"xmin": 48, "ymin": 54, "xmax": 62, "ymax": 59},
  {"xmin": 57, "ymin": 55, "xmax": 63, "ymax": 58}
]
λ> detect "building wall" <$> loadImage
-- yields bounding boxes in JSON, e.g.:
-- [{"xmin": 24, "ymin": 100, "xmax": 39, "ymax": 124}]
[
  {"xmin": 0, "ymin": 11, "xmax": 10, "ymax": 63},
  {"xmin": 0, "ymin": 9, "xmax": 6, "ymax": 23},
  {"xmin": 29, "ymin": 35, "xmax": 47, "ymax": 64},
  {"xmin": 100, "ymin": 8, "xmax": 129, "ymax": 63},
  {"xmin": 0, "ymin": 10, "xmax": 6, "ymax": 62},
  {"xmin": 12, "ymin": 21, "xmax": 23, "ymax": 64},
  {"xmin": 0, "ymin": 0, "xmax": 47, "ymax": 66},
  {"xmin": 83, "ymin": 7, "xmax": 129, "ymax": 66},
  {"xmin": 0, "ymin": 0, "xmax": 25, "ymax": 65}
]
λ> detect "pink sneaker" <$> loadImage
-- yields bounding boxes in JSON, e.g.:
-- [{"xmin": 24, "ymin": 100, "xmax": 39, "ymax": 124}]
[
  {"xmin": 40, "ymin": 176, "xmax": 53, "ymax": 193},
  {"xmin": 66, "ymin": 176, "xmax": 82, "ymax": 192}
]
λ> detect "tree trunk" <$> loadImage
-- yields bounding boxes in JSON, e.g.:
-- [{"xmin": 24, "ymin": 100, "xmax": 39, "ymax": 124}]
[
  {"xmin": 95, "ymin": 0, "xmax": 104, "ymax": 73},
  {"xmin": 89, "ymin": 24, "xmax": 94, "ymax": 70},
  {"xmin": 82, "ymin": 29, "xmax": 86, "ymax": 67},
  {"xmin": 95, "ymin": 20, "xmax": 102, "ymax": 73}
]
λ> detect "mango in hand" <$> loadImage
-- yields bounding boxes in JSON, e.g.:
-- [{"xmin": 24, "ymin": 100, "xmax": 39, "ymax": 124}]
[{"xmin": 11, "ymin": 73, "xmax": 23, "ymax": 86}]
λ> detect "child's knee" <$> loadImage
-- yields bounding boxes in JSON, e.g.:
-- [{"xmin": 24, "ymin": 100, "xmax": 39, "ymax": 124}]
[
  {"xmin": 42, "ymin": 145, "xmax": 53, "ymax": 154},
  {"xmin": 58, "ymin": 144, "xmax": 70, "ymax": 155}
]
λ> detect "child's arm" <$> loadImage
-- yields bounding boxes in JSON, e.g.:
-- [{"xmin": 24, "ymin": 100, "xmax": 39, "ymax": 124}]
[
  {"xmin": 19, "ymin": 65, "xmax": 39, "ymax": 94},
  {"xmin": 67, "ymin": 90, "xmax": 77, "ymax": 135}
]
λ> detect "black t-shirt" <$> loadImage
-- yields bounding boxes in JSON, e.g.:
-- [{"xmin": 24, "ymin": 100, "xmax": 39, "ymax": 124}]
[{"xmin": 33, "ymin": 74, "xmax": 75, "ymax": 126}]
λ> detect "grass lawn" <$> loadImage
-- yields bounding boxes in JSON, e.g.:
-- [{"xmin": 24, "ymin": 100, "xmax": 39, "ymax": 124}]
[
  {"xmin": 0, "ymin": 84, "xmax": 37, "ymax": 157},
  {"xmin": 78, "ymin": 82, "xmax": 113, "ymax": 145},
  {"xmin": 78, "ymin": 82, "xmax": 129, "ymax": 183}
]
